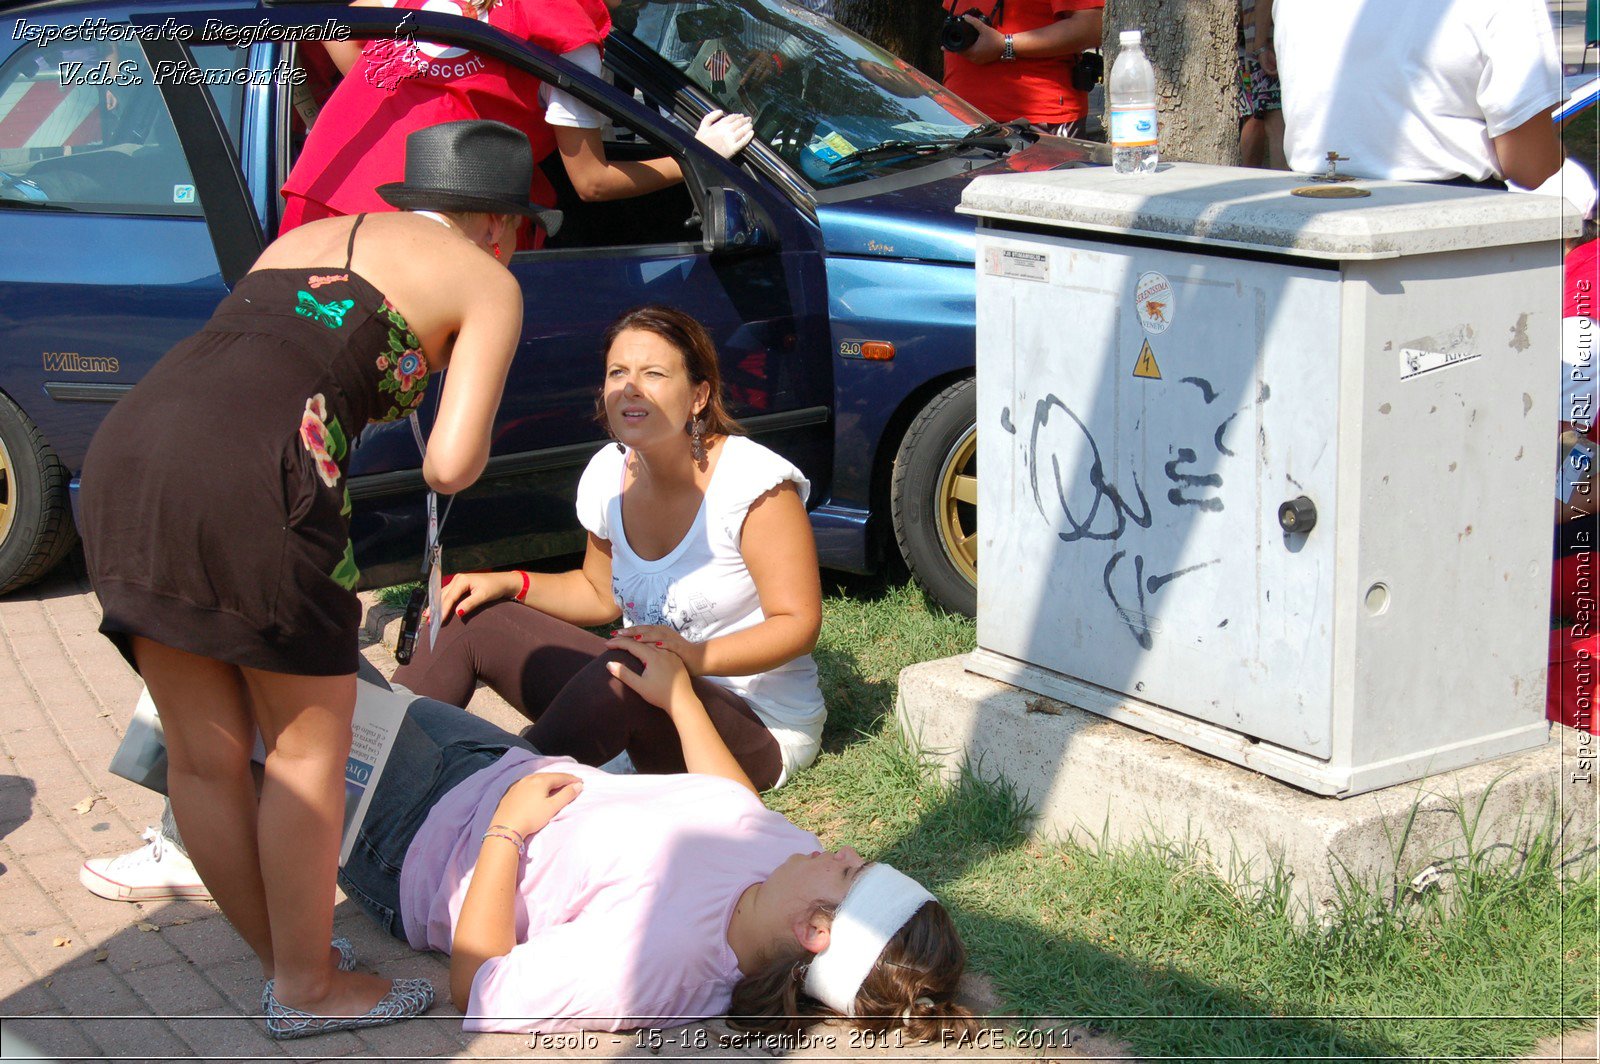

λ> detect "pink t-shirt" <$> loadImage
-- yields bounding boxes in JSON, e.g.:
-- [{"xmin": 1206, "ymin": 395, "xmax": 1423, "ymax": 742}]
[{"xmin": 398, "ymin": 749, "xmax": 818, "ymax": 1033}]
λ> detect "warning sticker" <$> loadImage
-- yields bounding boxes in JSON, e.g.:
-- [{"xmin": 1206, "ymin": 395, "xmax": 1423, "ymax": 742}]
[
  {"xmin": 1135, "ymin": 272, "xmax": 1173, "ymax": 334},
  {"xmin": 983, "ymin": 247, "xmax": 1050, "ymax": 283},
  {"xmin": 1398, "ymin": 347, "xmax": 1481, "ymax": 381},
  {"xmin": 1133, "ymin": 339, "xmax": 1162, "ymax": 379}
]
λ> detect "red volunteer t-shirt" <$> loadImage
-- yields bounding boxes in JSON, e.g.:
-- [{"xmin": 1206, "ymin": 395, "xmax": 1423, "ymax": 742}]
[
  {"xmin": 281, "ymin": 0, "xmax": 610, "ymax": 219},
  {"xmin": 942, "ymin": 0, "xmax": 1104, "ymax": 126}
]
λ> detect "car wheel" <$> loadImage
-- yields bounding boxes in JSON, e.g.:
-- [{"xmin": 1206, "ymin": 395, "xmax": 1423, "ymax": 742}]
[
  {"xmin": 0, "ymin": 391, "xmax": 78, "ymax": 595},
  {"xmin": 891, "ymin": 378, "xmax": 977, "ymax": 617}
]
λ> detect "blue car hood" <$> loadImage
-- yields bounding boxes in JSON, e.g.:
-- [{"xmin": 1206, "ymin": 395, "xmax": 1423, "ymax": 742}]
[{"xmin": 815, "ymin": 138, "xmax": 1102, "ymax": 265}]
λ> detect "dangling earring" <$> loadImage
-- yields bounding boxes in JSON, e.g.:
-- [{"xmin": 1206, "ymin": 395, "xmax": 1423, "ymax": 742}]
[
  {"xmin": 491, "ymin": 240, "xmax": 502, "ymax": 260},
  {"xmin": 690, "ymin": 416, "xmax": 706, "ymax": 464}
]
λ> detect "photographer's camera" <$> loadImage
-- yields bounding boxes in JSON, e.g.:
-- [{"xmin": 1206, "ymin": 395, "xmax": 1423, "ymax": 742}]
[{"xmin": 939, "ymin": 8, "xmax": 991, "ymax": 53}]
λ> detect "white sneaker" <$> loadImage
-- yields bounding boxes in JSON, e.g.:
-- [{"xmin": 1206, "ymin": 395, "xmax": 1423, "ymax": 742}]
[{"xmin": 79, "ymin": 826, "xmax": 211, "ymax": 902}]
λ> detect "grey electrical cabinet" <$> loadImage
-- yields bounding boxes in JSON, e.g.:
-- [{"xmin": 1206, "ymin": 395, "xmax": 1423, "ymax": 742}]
[{"xmin": 961, "ymin": 162, "xmax": 1573, "ymax": 796}]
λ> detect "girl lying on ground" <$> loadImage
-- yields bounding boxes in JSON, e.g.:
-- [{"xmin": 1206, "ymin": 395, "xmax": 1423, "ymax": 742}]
[
  {"xmin": 392, "ymin": 305, "xmax": 825, "ymax": 791},
  {"xmin": 340, "ymin": 636, "xmax": 974, "ymax": 1037}
]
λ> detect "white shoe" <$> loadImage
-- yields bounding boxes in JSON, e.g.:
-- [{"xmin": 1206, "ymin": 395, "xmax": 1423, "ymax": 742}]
[{"xmin": 79, "ymin": 826, "xmax": 211, "ymax": 902}]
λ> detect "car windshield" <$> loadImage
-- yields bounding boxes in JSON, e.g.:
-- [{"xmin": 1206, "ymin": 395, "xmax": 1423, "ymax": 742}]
[{"xmin": 612, "ymin": 0, "xmax": 993, "ymax": 190}]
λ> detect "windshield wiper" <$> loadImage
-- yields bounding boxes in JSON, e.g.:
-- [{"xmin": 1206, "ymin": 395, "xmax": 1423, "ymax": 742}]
[
  {"xmin": 828, "ymin": 122, "xmax": 1018, "ymax": 170},
  {"xmin": 0, "ymin": 197, "xmax": 77, "ymax": 212}
]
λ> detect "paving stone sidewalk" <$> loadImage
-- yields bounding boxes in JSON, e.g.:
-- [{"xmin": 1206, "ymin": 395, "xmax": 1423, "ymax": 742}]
[{"xmin": 0, "ymin": 566, "xmax": 1140, "ymax": 1062}]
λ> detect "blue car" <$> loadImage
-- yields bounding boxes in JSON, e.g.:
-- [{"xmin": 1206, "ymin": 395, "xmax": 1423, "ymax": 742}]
[{"xmin": 0, "ymin": 0, "xmax": 1098, "ymax": 613}]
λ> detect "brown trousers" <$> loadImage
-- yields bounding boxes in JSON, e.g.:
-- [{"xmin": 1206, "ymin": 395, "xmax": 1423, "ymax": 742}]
[{"xmin": 391, "ymin": 600, "xmax": 783, "ymax": 790}]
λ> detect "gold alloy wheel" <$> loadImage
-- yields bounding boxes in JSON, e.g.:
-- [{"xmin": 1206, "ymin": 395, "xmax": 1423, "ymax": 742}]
[
  {"xmin": 0, "ymin": 431, "xmax": 13, "ymax": 548},
  {"xmin": 935, "ymin": 425, "xmax": 978, "ymax": 586}
]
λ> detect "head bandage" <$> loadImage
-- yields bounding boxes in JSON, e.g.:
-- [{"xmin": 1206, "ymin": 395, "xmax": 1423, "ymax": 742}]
[{"xmin": 801, "ymin": 864, "xmax": 935, "ymax": 1016}]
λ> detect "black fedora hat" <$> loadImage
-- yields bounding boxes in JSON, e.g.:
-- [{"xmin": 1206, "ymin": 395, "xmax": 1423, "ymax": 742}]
[{"xmin": 378, "ymin": 119, "xmax": 562, "ymax": 236}]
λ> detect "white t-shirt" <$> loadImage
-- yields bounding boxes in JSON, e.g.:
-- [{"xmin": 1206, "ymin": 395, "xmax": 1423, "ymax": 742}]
[
  {"xmin": 399, "ymin": 750, "xmax": 817, "ymax": 1033},
  {"xmin": 540, "ymin": 44, "xmax": 606, "ymax": 129},
  {"xmin": 1274, "ymin": 0, "xmax": 1562, "ymax": 181},
  {"xmin": 575, "ymin": 436, "xmax": 826, "ymax": 782}
]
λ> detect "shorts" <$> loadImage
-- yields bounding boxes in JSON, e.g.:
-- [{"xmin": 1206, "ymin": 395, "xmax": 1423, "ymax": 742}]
[{"xmin": 1237, "ymin": 49, "xmax": 1281, "ymax": 119}]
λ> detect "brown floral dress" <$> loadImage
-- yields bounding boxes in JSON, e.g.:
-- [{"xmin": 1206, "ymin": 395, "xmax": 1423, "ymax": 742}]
[{"xmin": 80, "ymin": 215, "xmax": 430, "ymax": 676}]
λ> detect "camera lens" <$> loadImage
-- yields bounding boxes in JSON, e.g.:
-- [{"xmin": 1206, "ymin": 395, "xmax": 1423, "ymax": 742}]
[{"xmin": 940, "ymin": 15, "xmax": 980, "ymax": 52}]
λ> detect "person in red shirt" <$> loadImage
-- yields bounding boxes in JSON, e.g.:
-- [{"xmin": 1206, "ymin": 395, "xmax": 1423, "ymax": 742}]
[
  {"xmin": 282, "ymin": 0, "xmax": 751, "ymax": 240},
  {"xmin": 941, "ymin": 0, "xmax": 1104, "ymax": 137}
]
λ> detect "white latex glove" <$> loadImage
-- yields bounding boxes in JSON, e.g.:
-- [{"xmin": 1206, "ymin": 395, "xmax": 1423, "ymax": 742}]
[{"xmin": 695, "ymin": 109, "xmax": 755, "ymax": 159}]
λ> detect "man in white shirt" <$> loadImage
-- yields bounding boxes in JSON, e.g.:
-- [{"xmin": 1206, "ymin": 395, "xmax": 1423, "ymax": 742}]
[{"xmin": 1272, "ymin": 0, "xmax": 1587, "ymax": 209}]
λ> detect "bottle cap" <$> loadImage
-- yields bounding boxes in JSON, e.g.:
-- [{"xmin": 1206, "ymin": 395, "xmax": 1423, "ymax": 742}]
[{"xmin": 1120, "ymin": 29, "xmax": 1142, "ymax": 45}]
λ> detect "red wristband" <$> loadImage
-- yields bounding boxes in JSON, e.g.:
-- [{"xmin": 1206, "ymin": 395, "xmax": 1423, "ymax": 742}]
[{"xmin": 515, "ymin": 570, "xmax": 530, "ymax": 602}]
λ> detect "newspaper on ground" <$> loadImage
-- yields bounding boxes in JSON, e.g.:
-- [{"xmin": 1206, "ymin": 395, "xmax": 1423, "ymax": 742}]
[{"xmin": 106, "ymin": 678, "xmax": 412, "ymax": 866}]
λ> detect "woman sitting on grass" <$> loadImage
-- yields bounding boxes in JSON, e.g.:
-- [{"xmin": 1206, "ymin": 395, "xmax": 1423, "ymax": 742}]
[
  {"xmin": 340, "ymin": 637, "xmax": 974, "ymax": 1037},
  {"xmin": 393, "ymin": 305, "xmax": 824, "ymax": 790}
]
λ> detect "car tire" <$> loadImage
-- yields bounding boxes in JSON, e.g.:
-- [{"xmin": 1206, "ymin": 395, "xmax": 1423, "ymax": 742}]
[
  {"xmin": 891, "ymin": 378, "xmax": 977, "ymax": 617},
  {"xmin": 0, "ymin": 391, "xmax": 79, "ymax": 595}
]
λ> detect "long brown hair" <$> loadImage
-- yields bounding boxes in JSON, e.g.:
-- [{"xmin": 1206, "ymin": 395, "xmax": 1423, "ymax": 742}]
[
  {"xmin": 727, "ymin": 901, "xmax": 977, "ymax": 1041},
  {"xmin": 598, "ymin": 305, "xmax": 745, "ymax": 439}
]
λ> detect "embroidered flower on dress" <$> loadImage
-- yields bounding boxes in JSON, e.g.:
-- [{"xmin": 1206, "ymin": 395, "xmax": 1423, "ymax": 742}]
[
  {"xmin": 394, "ymin": 350, "xmax": 427, "ymax": 392},
  {"xmin": 375, "ymin": 301, "xmax": 430, "ymax": 422},
  {"xmin": 299, "ymin": 394, "xmax": 342, "ymax": 488}
]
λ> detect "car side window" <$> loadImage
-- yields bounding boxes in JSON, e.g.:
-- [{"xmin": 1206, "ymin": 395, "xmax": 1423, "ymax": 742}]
[
  {"xmin": 192, "ymin": 44, "xmax": 250, "ymax": 155},
  {"xmin": 0, "ymin": 34, "xmax": 236, "ymax": 215},
  {"xmin": 536, "ymin": 110, "xmax": 706, "ymax": 252}
]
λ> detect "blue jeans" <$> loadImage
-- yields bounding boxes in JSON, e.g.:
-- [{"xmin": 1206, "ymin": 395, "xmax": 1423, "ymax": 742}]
[{"xmin": 336, "ymin": 696, "xmax": 535, "ymax": 939}]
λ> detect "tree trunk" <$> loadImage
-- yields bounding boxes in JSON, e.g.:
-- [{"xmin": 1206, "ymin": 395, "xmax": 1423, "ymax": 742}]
[
  {"xmin": 833, "ymin": 0, "xmax": 946, "ymax": 79},
  {"xmin": 1102, "ymin": 0, "xmax": 1239, "ymax": 165}
]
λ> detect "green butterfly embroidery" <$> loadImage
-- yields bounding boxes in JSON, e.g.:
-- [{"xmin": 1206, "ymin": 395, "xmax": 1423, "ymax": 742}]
[{"xmin": 295, "ymin": 291, "xmax": 355, "ymax": 329}]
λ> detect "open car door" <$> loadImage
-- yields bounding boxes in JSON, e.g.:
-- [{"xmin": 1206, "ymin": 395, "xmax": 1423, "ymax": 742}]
[{"xmin": 143, "ymin": 2, "xmax": 833, "ymax": 587}]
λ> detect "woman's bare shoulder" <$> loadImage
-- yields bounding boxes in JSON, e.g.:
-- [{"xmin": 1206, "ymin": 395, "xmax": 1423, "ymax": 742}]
[
  {"xmin": 251, "ymin": 212, "xmax": 448, "ymax": 272},
  {"xmin": 351, "ymin": 214, "xmax": 506, "ymax": 306}
]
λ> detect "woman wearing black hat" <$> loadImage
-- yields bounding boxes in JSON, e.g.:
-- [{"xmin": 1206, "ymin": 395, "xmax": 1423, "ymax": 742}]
[{"xmin": 77, "ymin": 119, "xmax": 540, "ymax": 1039}]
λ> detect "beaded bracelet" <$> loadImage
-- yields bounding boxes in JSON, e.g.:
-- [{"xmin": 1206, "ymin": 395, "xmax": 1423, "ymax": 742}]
[
  {"xmin": 488, "ymin": 823, "xmax": 527, "ymax": 848},
  {"xmin": 481, "ymin": 830, "xmax": 526, "ymax": 856}
]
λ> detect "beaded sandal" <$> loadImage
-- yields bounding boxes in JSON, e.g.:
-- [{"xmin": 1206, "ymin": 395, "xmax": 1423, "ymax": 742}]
[{"xmin": 262, "ymin": 977, "xmax": 435, "ymax": 1040}]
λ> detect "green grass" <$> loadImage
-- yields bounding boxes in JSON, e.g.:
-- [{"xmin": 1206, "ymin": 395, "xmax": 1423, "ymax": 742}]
[
  {"xmin": 769, "ymin": 573, "xmax": 1599, "ymax": 1060},
  {"xmin": 1564, "ymin": 106, "xmax": 1597, "ymax": 182},
  {"xmin": 377, "ymin": 581, "xmax": 420, "ymax": 608}
]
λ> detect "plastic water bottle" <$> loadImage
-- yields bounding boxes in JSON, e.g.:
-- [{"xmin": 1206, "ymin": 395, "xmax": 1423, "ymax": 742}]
[{"xmin": 1109, "ymin": 29, "xmax": 1159, "ymax": 174}]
